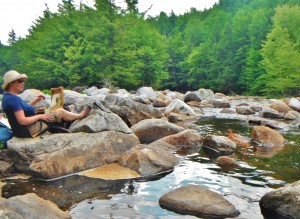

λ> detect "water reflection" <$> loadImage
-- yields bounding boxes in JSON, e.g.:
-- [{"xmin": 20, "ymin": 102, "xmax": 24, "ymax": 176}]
[
  {"xmin": 197, "ymin": 117, "xmax": 300, "ymax": 184},
  {"xmin": 2, "ymin": 175, "xmax": 132, "ymax": 210},
  {"xmin": 69, "ymin": 157, "xmax": 272, "ymax": 218}
]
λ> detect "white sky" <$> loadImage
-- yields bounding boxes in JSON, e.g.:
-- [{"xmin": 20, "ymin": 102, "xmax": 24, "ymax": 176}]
[{"xmin": 0, "ymin": 0, "xmax": 218, "ymax": 45}]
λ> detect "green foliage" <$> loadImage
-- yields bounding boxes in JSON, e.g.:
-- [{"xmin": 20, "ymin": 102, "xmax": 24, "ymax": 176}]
[
  {"xmin": 42, "ymin": 89, "xmax": 51, "ymax": 95},
  {"xmin": 260, "ymin": 4, "xmax": 300, "ymax": 96},
  {"xmin": 0, "ymin": 1, "xmax": 168, "ymax": 91},
  {"xmin": 0, "ymin": 0, "xmax": 299, "ymax": 97}
]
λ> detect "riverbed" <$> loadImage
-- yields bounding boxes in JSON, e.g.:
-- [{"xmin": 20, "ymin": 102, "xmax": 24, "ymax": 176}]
[{"xmin": 2, "ymin": 113, "xmax": 299, "ymax": 218}]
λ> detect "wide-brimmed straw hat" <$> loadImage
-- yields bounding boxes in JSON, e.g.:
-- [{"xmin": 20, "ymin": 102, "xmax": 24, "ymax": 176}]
[{"xmin": 2, "ymin": 70, "xmax": 28, "ymax": 90}]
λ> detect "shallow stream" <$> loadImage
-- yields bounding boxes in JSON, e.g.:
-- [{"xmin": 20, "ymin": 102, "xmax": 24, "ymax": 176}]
[{"xmin": 2, "ymin": 115, "xmax": 300, "ymax": 218}]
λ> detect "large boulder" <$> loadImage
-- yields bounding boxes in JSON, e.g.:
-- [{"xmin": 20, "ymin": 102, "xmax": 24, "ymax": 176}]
[
  {"xmin": 19, "ymin": 89, "xmax": 50, "ymax": 109},
  {"xmin": 288, "ymin": 97, "xmax": 300, "ymax": 112},
  {"xmin": 102, "ymin": 94, "xmax": 163, "ymax": 126},
  {"xmin": 260, "ymin": 106, "xmax": 284, "ymax": 119},
  {"xmin": 165, "ymin": 91, "xmax": 184, "ymax": 100},
  {"xmin": 269, "ymin": 99, "xmax": 293, "ymax": 113},
  {"xmin": 214, "ymin": 92, "xmax": 226, "ymax": 99},
  {"xmin": 6, "ymin": 131, "xmax": 140, "ymax": 179},
  {"xmin": 136, "ymin": 87, "xmax": 156, "ymax": 101},
  {"xmin": 197, "ymin": 88, "xmax": 215, "ymax": 101},
  {"xmin": 210, "ymin": 99, "xmax": 231, "ymax": 108},
  {"xmin": 131, "ymin": 119, "xmax": 184, "ymax": 144},
  {"xmin": 82, "ymin": 86, "xmax": 98, "ymax": 96},
  {"xmin": 236, "ymin": 106, "xmax": 255, "ymax": 115},
  {"xmin": 117, "ymin": 141, "xmax": 178, "ymax": 176},
  {"xmin": 284, "ymin": 110, "xmax": 300, "ymax": 120},
  {"xmin": 63, "ymin": 89, "xmax": 88, "ymax": 105},
  {"xmin": 203, "ymin": 135, "xmax": 236, "ymax": 157},
  {"xmin": 184, "ymin": 91, "xmax": 202, "ymax": 102},
  {"xmin": 115, "ymin": 88, "xmax": 131, "ymax": 98},
  {"xmin": 159, "ymin": 185, "xmax": 239, "ymax": 218},
  {"xmin": 251, "ymin": 126, "xmax": 285, "ymax": 147},
  {"xmin": 0, "ymin": 193, "xmax": 70, "ymax": 219},
  {"xmin": 152, "ymin": 98, "xmax": 167, "ymax": 107},
  {"xmin": 69, "ymin": 109, "xmax": 132, "ymax": 134},
  {"xmin": 132, "ymin": 95, "xmax": 152, "ymax": 105},
  {"xmin": 164, "ymin": 99, "xmax": 196, "ymax": 116},
  {"xmin": 159, "ymin": 129, "xmax": 203, "ymax": 148},
  {"xmin": 260, "ymin": 180, "xmax": 300, "ymax": 219},
  {"xmin": 84, "ymin": 87, "xmax": 110, "ymax": 96},
  {"xmin": 291, "ymin": 117, "xmax": 300, "ymax": 128}
]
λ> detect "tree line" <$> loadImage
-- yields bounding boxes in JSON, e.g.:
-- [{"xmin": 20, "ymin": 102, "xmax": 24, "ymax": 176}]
[{"xmin": 0, "ymin": 0, "xmax": 299, "ymax": 97}]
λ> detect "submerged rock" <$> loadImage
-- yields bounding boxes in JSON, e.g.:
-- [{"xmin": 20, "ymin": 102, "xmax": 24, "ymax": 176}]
[
  {"xmin": 216, "ymin": 156, "xmax": 240, "ymax": 170},
  {"xmin": 79, "ymin": 163, "xmax": 140, "ymax": 180},
  {"xmin": 2, "ymin": 175, "xmax": 130, "ymax": 210}
]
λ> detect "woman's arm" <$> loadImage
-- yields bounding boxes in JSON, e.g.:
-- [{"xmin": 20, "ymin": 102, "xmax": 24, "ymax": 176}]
[
  {"xmin": 14, "ymin": 110, "xmax": 53, "ymax": 125},
  {"xmin": 29, "ymin": 95, "xmax": 45, "ymax": 106}
]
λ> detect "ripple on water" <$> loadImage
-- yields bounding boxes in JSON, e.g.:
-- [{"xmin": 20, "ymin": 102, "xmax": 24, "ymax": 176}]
[{"xmin": 69, "ymin": 158, "xmax": 272, "ymax": 219}]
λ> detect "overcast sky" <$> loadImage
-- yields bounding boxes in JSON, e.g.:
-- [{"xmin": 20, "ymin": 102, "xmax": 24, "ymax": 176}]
[{"xmin": 0, "ymin": 0, "xmax": 218, "ymax": 45}]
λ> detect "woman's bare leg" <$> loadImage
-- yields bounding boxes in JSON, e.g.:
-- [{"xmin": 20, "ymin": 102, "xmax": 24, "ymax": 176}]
[{"xmin": 54, "ymin": 106, "xmax": 91, "ymax": 121}]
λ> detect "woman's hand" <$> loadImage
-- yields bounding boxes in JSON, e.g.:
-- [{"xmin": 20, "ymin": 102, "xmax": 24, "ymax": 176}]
[
  {"xmin": 40, "ymin": 113, "xmax": 54, "ymax": 122},
  {"xmin": 15, "ymin": 110, "xmax": 53, "ymax": 125},
  {"xmin": 36, "ymin": 95, "xmax": 45, "ymax": 101}
]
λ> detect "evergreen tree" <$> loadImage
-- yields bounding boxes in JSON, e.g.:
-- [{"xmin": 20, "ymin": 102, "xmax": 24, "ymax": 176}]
[{"xmin": 7, "ymin": 29, "xmax": 17, "ymax": 46}]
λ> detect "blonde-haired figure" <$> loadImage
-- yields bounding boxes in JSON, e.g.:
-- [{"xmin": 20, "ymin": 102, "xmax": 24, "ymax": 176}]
[{"xmin": 1, "ymin": 70, "xmax": 91, "ymax": 138}]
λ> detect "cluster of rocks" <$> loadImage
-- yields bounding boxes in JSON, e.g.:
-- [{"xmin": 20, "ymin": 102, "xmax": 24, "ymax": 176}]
[{"xmin": 1, "ymin": 87, "xmax": 300, "ymax": 218}]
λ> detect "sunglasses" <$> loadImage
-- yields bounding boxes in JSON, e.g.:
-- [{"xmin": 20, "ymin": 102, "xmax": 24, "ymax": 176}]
[{"xmin": 15, "ymin": 79, "xmax": 26, "ymax": 83}]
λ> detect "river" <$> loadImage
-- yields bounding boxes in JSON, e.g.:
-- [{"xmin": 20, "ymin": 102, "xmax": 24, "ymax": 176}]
[{"xmin": 2, "ymin": 111, "xmax": 299, "ymax": 218}]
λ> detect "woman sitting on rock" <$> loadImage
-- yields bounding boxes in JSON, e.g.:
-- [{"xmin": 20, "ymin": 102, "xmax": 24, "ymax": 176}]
[{"xmin": 1, "ymin": 70, "xmax": 91, "ymax": 138}]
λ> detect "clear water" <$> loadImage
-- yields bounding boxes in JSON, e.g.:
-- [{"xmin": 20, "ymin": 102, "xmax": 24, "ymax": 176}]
[{"xmin": 2, "ymin": 117, "xmax": 300, "ymax": 218}]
